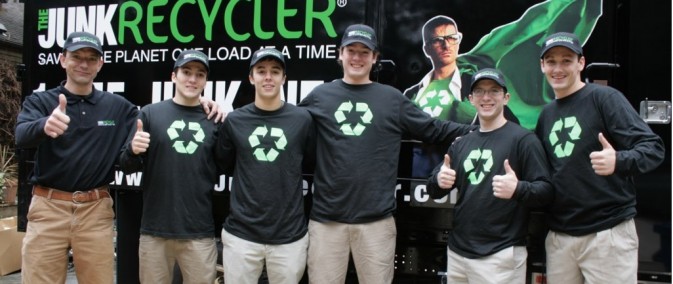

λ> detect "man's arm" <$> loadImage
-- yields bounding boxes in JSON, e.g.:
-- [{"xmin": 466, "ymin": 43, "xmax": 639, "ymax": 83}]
[
  {"xmin": 597, "ymin": 90, "xmax": 665, "ymax": 176},
  {"xmin": 118, "ymin": 114, "xmax": 148, "ymax": 173},
  {"xmin": 507, "ymin": 133, "xmax": 554, "ymax": 208},
  {"xmin": 400, "ymin": 96, "xmax": 475, "ymax": 144},
  {"xmin": 214, "ymin": 120, "xmax": 237, "ymax": 175},
  {"xmin": 200, "ymin": 97, "xmax": 226, "ymax": 123},
  {"xmin": 15, "ymin": 93, "xmax": 57, "ymax": 148}
]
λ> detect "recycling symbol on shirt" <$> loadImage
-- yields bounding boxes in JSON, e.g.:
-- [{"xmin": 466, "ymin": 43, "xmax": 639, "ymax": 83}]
[
  {"xmin": 419, "ymin": 90, "xmax": 452, "ymax": 118},
  {"xmin": 548, "ymin": 116, "xmax": 582, "ymax": 158},
  {"xmin": 167, "ymin": 120, "xmax": 205, "ymax": 154},
  {"xmin": 463, "ymin": 149, "xmax": 494, "ymax": 185},
  {"xmin": 248, "ymin": 125, "xmax": 287, "ymax": 162},
  {"xmin": 334, "ymin": 101, "xmax": 373, "ymax": 136}
]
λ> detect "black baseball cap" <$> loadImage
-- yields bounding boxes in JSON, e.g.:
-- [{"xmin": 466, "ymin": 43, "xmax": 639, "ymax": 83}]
[
  {"xmin": 470, "ymin": 68, "xmax": 507, "ymax": 92},
  {"xmin": 340, "ymin": 24, "xmax": 378, "ymax": 51},
  {"xmin": 174, "ymin": 50, "xmax": 209, "ymax": 72},
  {"xmin": 63, "ymin": 31, "xmax": 103, "ymax": 56},
  {"xmin": 250, "ymin": 48, "xmax": 286, "ymax": 71},
  {"xmin": 540, "ymin": 32, "xmax": 583, "ymax": 58}
]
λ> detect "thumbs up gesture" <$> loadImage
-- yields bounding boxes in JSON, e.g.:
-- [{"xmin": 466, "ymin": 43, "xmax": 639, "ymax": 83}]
[
  {"xmin": 437, "ymin": 154, "xmax": 456, "ymax": 189},
  {"xmin": 131, "ymin": 119, "xmax": 150, "ymax": 155},
  {"xmin": 590, "ymin": 133, "xmax": 616, "ymax": 176},
  {"xmin": 44, "ymin": 94, "xmax": 71, "ymax": 138},
  {"xmin": 492, "ymin": 159, "xmax": 518, "ymax": 199}
]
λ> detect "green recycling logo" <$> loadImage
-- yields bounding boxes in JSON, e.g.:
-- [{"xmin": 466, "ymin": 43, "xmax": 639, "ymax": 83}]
[
  {"xmin": 248, "ymin": 125, "xmax": 287, "ymax": 162},
  {"xmin": 334, "ymin": 101, "xmax": 373, "ymax": 136},
  {"xmin": 419, "ymin": 90, "xmax": 452, "ymax": 117},
  {"xmin": 167, "ymin": 120, "xmax": 205, "ymax": 154},
  {"xmin": 548, "ymin": 116, "xmax": 582, "ymax": 158},
  {"xmin": 463, "ymin": 149, "xmax": 494, "ymax": 184}
]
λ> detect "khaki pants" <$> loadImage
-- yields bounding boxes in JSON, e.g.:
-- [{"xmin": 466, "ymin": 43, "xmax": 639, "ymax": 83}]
[
  {"xmin": 307, "ymin": 216, "xmax": 397, "ymax": 284},
  {"xmin": 446, "ymin": 246, "xmax": 527, "ymax": 284},
  {"xmin": 22, "ymin": 195, "xmax": 115, "ymax": 284},
  {"xmin": 221, "ymin": 229, "xmax": 308, "ymax": 284},
  {"xmin": 139, "ymin": 234, "xmax": 217, "ymax": 284},
  {"xmin": 545, "ymin": 219, "xmax": 638, "ymax": 284}
]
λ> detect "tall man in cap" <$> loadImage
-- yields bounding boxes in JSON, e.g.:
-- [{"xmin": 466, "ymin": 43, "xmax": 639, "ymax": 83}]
[
  {"xmin": 298, "ymin": 24, "xmax": 473, "ymax": 283},
  {"xmin": 119, "ymin": 50, "xmax": 222, "ymax": 283},
  {"xmin": 426, "ymin": 68, "xmax": 552, "ymax": 283},
  {"xmin": 536, "ymin": 32, "xmax": 665, "ymax": 283},
  {"xmin": 215, "ymin": 48, "xmax": 314, "ymax": 284},
  {"xmin": 15, "ymin": 31, "xmax": 223, "ymax": 283},
  {"xmin": 14, "ymin": 30, "xmax": 136, "ymax": 284}
]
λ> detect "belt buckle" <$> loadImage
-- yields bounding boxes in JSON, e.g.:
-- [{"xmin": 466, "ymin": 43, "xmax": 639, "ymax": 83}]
[{"xmin": 72, "ymin": 191, "xmax": 86, "ymax": 203}]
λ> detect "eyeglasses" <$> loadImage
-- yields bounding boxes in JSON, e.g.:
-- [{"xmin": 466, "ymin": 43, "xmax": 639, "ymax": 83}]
[
  {"xmin": 471, "ymin": 89, "xmax": 503, "ymax": 97},
  {"xmin": 427, "ymin": 33, "xmax": 463, "ymax": 46}
]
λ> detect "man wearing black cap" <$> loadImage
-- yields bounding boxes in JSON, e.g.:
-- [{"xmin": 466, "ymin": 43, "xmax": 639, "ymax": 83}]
[
  {"xmin": 16, "ymin": 30, "xmax": 222, "ymax": 283},
  {"xmin": 119, "ymin": 49, "xmax": 223, "ymax": 283},
  {"xmin": 298, "ymin": 24, "xmax": 473, "ymax": 283},
  {"xmin": 426, "ymin": 68, "xmax": 552, "ymax": 283},
  {"xmin": 216, "ymin": 47, "xmax": 314, "ymax": 284},
  {"xmin": 14, "ymin": 31, "xmax": 137, "ymax": 284},
  {"xmin": 536, "ymin": 32, "xmax": 665, "ymax": 283}
]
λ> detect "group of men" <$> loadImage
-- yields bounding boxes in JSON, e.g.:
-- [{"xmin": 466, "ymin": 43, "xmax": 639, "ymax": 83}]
[{"xmin": 14, "ymin": 17, "xmax": 664, "ymax": 284}]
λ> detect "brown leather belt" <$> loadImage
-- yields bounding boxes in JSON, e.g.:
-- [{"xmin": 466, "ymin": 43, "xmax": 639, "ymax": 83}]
[{"xmin": 33, "ymin": 185, "xmax": 110, "ymax": 203}]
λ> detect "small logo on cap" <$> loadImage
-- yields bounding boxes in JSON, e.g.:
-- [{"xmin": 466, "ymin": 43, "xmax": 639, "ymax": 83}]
[
  {"xmin": 474, "ymin": 70, "xmax": 500, "ymax": 79},
  {"xmin": 184, "ymin": 53, "xmax": 207, "ymax": 62},
  {"xmin": 72, "ymin": 36, "xmax": 100, "ymax": 45},
  {"xmin": 545, "ymin": 35, "xmax": 575, "ymax": 46},
  {"xmin": 347, "ymin": 30, "xmax": 373, "ymax": 40},
  {"xmin": 255, "ymin": 49, "xmax": 282, "ymax": 58}
]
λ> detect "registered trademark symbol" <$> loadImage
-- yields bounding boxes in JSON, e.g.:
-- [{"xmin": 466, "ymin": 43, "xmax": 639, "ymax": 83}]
[{"xmin": 337, "ymin": 0, "xmax": 347, "ymax": 8}]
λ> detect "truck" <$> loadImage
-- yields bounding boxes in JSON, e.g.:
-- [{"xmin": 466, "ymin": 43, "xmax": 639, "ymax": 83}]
[{"xmin": 16, "ymin": 0, "xmax": 671, "ymax": 283}]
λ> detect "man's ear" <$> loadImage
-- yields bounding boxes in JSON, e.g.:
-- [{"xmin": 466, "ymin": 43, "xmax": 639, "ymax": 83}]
[
  {"xmin": 171, "ymin": 71, "xmax": 177, "ymax": 83},
  {"xmin": 578, "ymin": 56, "xmax": 586, "ymax": 72},
  {"xmin": 59, "ymin": 52, "xmax": 67, "ymax": 68}
]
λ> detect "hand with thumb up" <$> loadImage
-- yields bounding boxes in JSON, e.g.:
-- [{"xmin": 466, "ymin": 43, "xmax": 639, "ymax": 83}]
[
  {"xmin": 437, "ymin": 154, "xmax": 456, "ymax": 189},
  {"xmin": 492, "ymin": 159, "xmax": 518, "ymax": 199},
  {"xmin": 44, "ymin": 94, "xmax": 71, "ymax": 138},
  {"xmin": 589, "ymin": 132, "xmax": 616, "ymax": 176},
  {"xmin": 132, "ymin": 119, "xmax": 151, "ymax": 155}
]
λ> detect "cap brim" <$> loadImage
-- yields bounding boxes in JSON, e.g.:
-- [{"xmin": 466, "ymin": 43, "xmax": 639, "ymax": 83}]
[
  {"xmin": 470, "ymin": 77, "xmax": 506, "ymax": 91},
  {"xmin": 250, "ymin": 55, "xmax": 285, "ymax": 70},
  {"xmin": 341, "ymin": 39, "xmax": 376, "ymax": 51},
  {"xmin": 65, "ymin": 44, "xmax": 103, "ymax": 55},
  {"xmin": 540, "ymin": 43, "xmax": 582, "ymax": 58},
  {"xmin": 175, "ymin": 59, "xmax": 209, "ymax": 72}
]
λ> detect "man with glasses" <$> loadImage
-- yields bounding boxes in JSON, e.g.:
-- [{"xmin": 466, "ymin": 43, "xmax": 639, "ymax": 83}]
[
  {"xmin": 403, "ymin": 16, "xmax": 518, "ymax": 178},
  {"xmin": 426, "ymin": 68, "xmax": 552, "ymax": 283}
]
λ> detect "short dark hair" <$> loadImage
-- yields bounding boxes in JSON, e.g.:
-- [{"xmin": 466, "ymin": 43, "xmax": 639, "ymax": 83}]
[{"xmin": 422, "ymin": 16, "xmax": 458, "ymax": 43}]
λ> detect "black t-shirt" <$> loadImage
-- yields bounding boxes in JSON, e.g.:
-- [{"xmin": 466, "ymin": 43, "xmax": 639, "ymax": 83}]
[
  {"xmin": 428, "ymin": 122, "xmax": 552, "ymax": 258},
  {"xmin": 535, "ymin": 83, "xmax": 665, "ymax": 235},
  {"xmin": 216, "ymin": 102, "xmax": 314, "ymax": 244},
  {"xmin": 299, "ymin": 79, "xmax": 474, "ymax": 223},
  {"xmin": 120, "ymin": 100, "xmax": 220, "ymax": 239}
]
